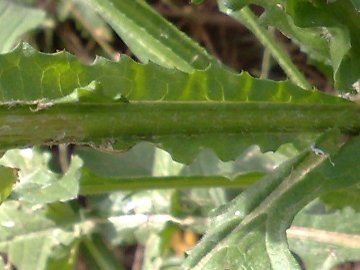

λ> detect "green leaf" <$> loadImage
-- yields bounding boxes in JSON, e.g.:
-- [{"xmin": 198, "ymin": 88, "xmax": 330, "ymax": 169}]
[
  {"xmin": 289, "ymin": 201, "xmax": 360, "ymax": 270},
  {"xmin": 91, "ymin": 190, "xmax": 175, "ymax": 245},
  {"xmin": 191, "ymin": 0, "xmax": 205, "ymax": 5},
  {"xmin": 76, "ymin": 142, "xmax": 296, "ymax": 194},
  {"xmin": 351, "ymin": 0, "xmax": 360, "ymax": 11},
  {"xmin": 85, "ymin": 0, "xmax": 213, "ymax": 72},
  {"xmin": 0, "ymin": 201, "xmax": 85, "ymax": 270},
  {"xmin": 2, "ymin": 44, "xmax": 346, "ymax": 102},
  {"xmin": 220, "ymin": 0, "xmax": 246, "ymax": 11},
  {"xmin": 217, "ymin": 4, "xmax": 311, "ymax": 89},
  {"xmin": 0, "ymin": 165, "xmax": 17, "ymax": 204},
  {"xmin": 0, "ymin": 45, "xmax": 357, "ymax": 162},
  {"xmin": 0, "ymin": 148, "xmax": 82, "ymax": 204},
  {"xmin": 321, "ymin": 185, "xmax": 360, "ymax": 211},
  {"xmin": 259, "ymin": 5, "xmax": 331, "ymax": 67},
  {"xmin": 285, "ymin": 0, "xmax": 360, "ymax": 91},
  {"xmin": 183, "ymin": 131, "xmax": 360, "ymax": 270},
  {"xmin": 219, "ymin": 0, "xmax": 333, "ymax": 82},
  {"xmin": 0, "ymin": 1, "xmax": 46, "ymax": 53},
  {"xmin": 220, "ymin": 0, "xmax": 360, "ymax": 91},
  {"xmin": 60, "ymin": 0, "xmax": 113, "ymax": 42},
  {"xmin": 76, "ymin": 143, "xmax": 269, "ymax": 194}
]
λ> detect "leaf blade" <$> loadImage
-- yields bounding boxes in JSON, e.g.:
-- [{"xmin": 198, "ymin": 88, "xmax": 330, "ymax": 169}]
[
  {"xmin": 0, "ymin": 1, "xmax": 46, "ymax": 54},
  {"xmin": 85, "ymin": 0, "xmax": 213, "ymax": 71},
  {"xmin": 183, "ymin": 131, "xmax": 360, "ymax": 269},
  {"xmin": 0, "ymin": 45, "xmax": 357, "ymax": 161}
]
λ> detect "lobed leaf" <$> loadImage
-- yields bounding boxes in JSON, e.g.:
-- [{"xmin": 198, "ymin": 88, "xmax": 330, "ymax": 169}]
[
  {"xmin": 0, "ymin": 43, "xmax": 347, "ymax": 103},
  {"xmin": 286, "ymin": 0, "xmax": 360, "ymax": 92},
  {"xmin": 183, "ymin": 131, "xmax": 360, "ymax": 269},
  {"xmin": 0, "ymin": 45, "xmax": 358, "ymax": 162}
]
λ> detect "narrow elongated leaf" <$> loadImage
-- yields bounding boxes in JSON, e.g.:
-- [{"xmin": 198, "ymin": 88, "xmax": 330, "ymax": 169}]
[
  {"xmin": 220, "ymin": 0, "xmax": 332, "ymax": 74},
  {"xmin": 62, "ymin": 0, "xmax": 113, "ymax": 43},
  {"xmin": 0, "ymin": 44, "xmax": 333, "ymax": 102},
  {"xmin": 183, "ymin": 131, "xmax": 360, "ymax": 270},
  {"xmin": 0, "ymin": 45, "xmax": 357, "ymax": 162},
  {"xmin": 0, "ymin": 1, "xmax": 46, "ymax": 53},
  {"xmin": 85, "ymin": 0, "xmax": 213, "ymax": 71}
]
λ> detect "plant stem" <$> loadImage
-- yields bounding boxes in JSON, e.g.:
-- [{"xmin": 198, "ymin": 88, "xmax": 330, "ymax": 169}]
[
  {"xmin": 0, "ymin": 102, "xmax": 359, "ymax": 150},
  {"xmin": 226, "ymin": 6, "xmax": 312, "ymax": 89},
  {"xmin": 260, "ymin": 27, "xmax": 274, "ymax": 79},
  {"xmin": 79, "ymin": 173, "xmax": 263, "ymax": 195}
]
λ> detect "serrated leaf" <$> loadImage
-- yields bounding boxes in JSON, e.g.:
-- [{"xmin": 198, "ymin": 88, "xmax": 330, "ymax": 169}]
[
  {"xmin": 0, "ymin": 1, "xmax": 46, "ymax": 53},
  {"xmin": 183, "ymin": 131, "xmax": 360, "ymax": 270},
  {"xmin": 285, "ymin": 0, "xmax": 360, "ymax": 91},
  {"xmin": 85, "ymin": 0, "xmax": 213, "ymax": 72},
  {"xmin": 228, "ymin": 0, "xmax": 360, "ymax": 92},
  {"xmin": 1, "ymin": 43, "xmax": 343, "ymax": 103},
  {"xmin": 220, "ymin": 0, "xmax": 360, "ymax": 91},
  {"xmin": 0, "ymin": 45, "xmax": 357, "ymax": 162},
  {"xmin": 218, "ymin": 0, "xmax": 333, "ymax": 85},
  {"xmin": 259, "ymin": 5, "xmax": 331, "ymax": 66}
]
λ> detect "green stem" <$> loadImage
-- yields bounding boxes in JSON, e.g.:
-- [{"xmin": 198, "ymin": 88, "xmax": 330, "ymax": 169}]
[
  {"xmin": 79, "ymin": 173, "xmax": 263, "ymax": 195},
  {"xmin": 0, "ymin": 102, "xmax": 359, "ymax": 150},
  {"xmin": 260, "ymin": 27, "xmax": 274, "ymax": 79},
  {"xmin": 226, "ymin": 6, "xmax": 312, "ymax": 89}
]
